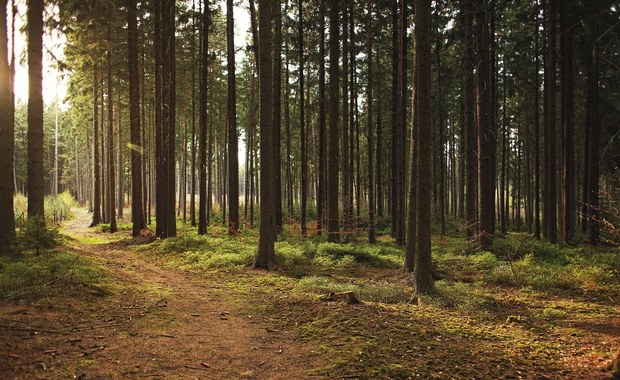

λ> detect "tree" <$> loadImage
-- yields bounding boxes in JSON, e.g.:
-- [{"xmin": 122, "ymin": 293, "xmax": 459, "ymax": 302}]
[
  {"xmin": 106, "ymin": 32, "xmax": 117, "ymax": 234},
  {"xmin": 475, "ymin": 0, "xmax": 494, "ymax": 250},
  {"xmin": 198, "ymin": 0, "xmax": 209, "ymax": 235},
  {"xmin": 317, "ymin": 0, "xmax": 326, "ymax": 236},
  {"xmin": 543, "ymin": 0, "xmax": 557, "ymax": 243},
  {"xmin": 90, "ymin": 65, "xmax": 102, "ymax": 227},
  {"xmin": 254, "ymin": 0, "xmax": 276, "ymax": 270},
  {"xmin": 0, "ymin": 0, "xmax": 15, "ymax": 248},
  {"xmin": 298, "ymin": 0, "xmax": 307, "ymax": 237},
  {"xmin": 327, "ymin": 0, "xmax": 340, "ymax": 243},
  {"xmin": 560, "ymin": 0, "xmax": 574, "ymax": 244},
  {"xmin": 366, "ymin": 0, "xmax": 375, "ymax": 244},
  {"xmin": 463, "ymin": 0, "xmax": 477, "ymax": 240},
  {"xmin": 27, "ymin": 0, "xmax": 45, "ymax": 221},
  {"xmin": 227, "ymin": 0, "xmax": 239, "ymax": 235},
  {"xmin": 127, "ymin": 0, "xmax": 146, "ymax": 236},
  {"xmin": 413, "ymin": 0, "xmax": 434, "ymax": 295}
]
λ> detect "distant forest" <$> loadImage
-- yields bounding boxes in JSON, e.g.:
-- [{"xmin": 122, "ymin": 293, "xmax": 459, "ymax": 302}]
[{"xmin": 0, "ymin": 0, "xmax": 618, "ymax": 293}]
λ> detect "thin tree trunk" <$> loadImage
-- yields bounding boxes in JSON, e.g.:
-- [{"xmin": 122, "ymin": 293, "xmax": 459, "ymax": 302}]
[
  {"xmin": 90, "ymin": 65, "xmax": 102, "ymax": 227},
  {"xmin": 299, "ymin": 0, "xmax": 307, "ymax": 236},
  {"xmin": 317, "ymin": 0, "xmax": 326, "ymax": 236},
  {"xmin": 366, "ymin": 0, "xmax": 375, "ymax": 244},
  {"xmin": 106, "ymin": 35, "xmax": 117, "ymax": 233}
]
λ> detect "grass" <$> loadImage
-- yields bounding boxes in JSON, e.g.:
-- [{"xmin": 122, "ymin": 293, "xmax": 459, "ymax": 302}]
[{"xmin": 0, "ymin": 249, "xmax": 108, "ymax": 300}]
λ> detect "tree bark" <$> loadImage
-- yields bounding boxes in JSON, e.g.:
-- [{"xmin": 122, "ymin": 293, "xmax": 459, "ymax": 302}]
[
  {"xmin": 366, "ymin": 0, "xmax": 375, "ymax": 244},
  {"xmin": 327, "ymin": 0, "xmax": 340, "ymax": 243},
  {"xmin": 254, "ymin": 0, "xmax": 276, "ymax": 270},
  {"xmin": 0, "ymin": 0, "xmax": 15, "ymax": 248},
  {"xmin": 227, "ymin": 0, "xmax": 239, "ymax": 234},
  {"xmin": 127, "ymin": 0, "xmax": 145, "ymax": 236},
  {"xmin": 27, "ymin": 0, "xmax": 44, "ymax": 221},
  {"xmin": 475, "ymin": 0, "xmax": 494, "ymax": 250},
  {"xmin": 413, "ymin": 0, "xmax": 434, "ymax": 295},
  {"xmin": 106, "ymin": 35, "xmax": 117, "ymax": 234},
  {"xmin": 198, "ymin": 0, "xmax": 209, "ymax": 235}
]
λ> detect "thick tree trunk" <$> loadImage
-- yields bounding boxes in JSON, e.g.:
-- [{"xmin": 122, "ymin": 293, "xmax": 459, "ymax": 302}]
[
  {"xmin": 327, "ymin": 0, "xmax": 340, "ymax": 243},
  {"xmin": 413, "ymin": 0, "xmax": 434, "ymax": 295},
  {"xmin": 198, "ymin": 0, "xmax": 209, "ymax": 235},
  {"xmin": 27, "ymin": 0, "xmax": 44, "ymax": 221},
  {"xmin": 254, "ymin": 0, "xmax": 276, "ymax": 270},
  {"xmin": 560, "ymin": 1, "xmax": 574, "ymax": 244},
  {"xmin": 273, "ymin": 0, "xmax": 282, "ymax": 234},
  {"xmin": 0, "ymin": 0, "xmax": 15, "ymax": 248},
  {"xmin": 543, "ymin": 0, "xmax": 557, "ymax": 243},
  {"xmin": 475, "ymin": 0, "xmax": 494, "ymax": 250},
  {"xmin": 127, "ymin": 0, "xmax": 145, "ymax": 236},
  {"xmin": 227, "ymin": 0, "xmax": 239, "ymax": 234},
  {"xmin": 463, "ymin": 0, "xmax": 477, "ymax": 240}
]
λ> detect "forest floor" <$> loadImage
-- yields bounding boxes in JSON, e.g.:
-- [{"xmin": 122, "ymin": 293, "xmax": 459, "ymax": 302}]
[{"xmin": 1, "ymin": 208, "xmax": 619, "ymax": 379}]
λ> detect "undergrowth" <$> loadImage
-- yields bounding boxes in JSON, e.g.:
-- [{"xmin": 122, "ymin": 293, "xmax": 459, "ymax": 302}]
[{"xmin": 0, "ymin": 249, "xmax": 108, "ymax": 300}]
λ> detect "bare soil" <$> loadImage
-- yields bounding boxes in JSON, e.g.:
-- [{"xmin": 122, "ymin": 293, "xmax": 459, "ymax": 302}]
[{"xmin": 0, "ymin": 209, "xmax": 321, "ymax": 379}]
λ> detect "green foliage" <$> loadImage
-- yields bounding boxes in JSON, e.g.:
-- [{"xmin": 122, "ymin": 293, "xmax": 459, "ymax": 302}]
[
  {"xmin": 16, "ymin": 217, "xmax": 61, "ymax": 252},
  {"xmin": 0, "ymin": 250, "xmax": 107, "ymax": 300},
  {"xmin": 14, "ymin": 192, "xmax": 76, "ymax": 227},
  {"xmin": 315, "ymin": 242, "xmax": 402, "ymax": 268}
]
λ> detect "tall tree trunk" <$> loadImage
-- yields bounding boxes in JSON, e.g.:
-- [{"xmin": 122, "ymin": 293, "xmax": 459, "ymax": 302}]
[
  {"xmin": 116, "ymin": 95, "xmax": 123, "ymax": 219},
  {"xmin": 412, "ymin": 0, "xmax": 434, "ymax": 295},
  {"xmin": 284, "ymin": 48, "xmax": 293, "ymax": 221},
  {"xmin": 128, "ymin": 0, "xmax": 145, "ymax": 236},
  {"xmin": 273, "ymin": 0, "xmax": 282, "ymax": 234},
  {"xmin": 154, "ymin": 0, "xmax": 164, "ymax": 236},
  {"xmin": 327, "ymin": 0, "xmax": 340, "ymax": 243},
  {"xmin": 586, "ymin": 2, "xmax": 600, "ymax": 246},
  {"xmin": 198, "ymin": 0, "xmax": 209, "ymax": 235},
  {"xmin": 227, "ymin": 0, "xmax": 239, "ymax": 234},
  {"xmin": 317, "ymin": 0, "xmax": 326, "ymax": 236},
  {"xmin": 190, "ymin": 0, "xmax": 197, "ymax": 227},
  {"xmin": 543, "ymin": 0, "xmax": 557, "ymax": 243},
  {"xmin": 298, "ymin": 0, "xmax": 307, "ymax": 236},
  {"xmin": 254, "ymin": 0, "xmax": 276, "ymax": 270},
  {"xmin": 534, "ymin": 0, "xmax": 541, "ymax": 239},
  {"xmin": 463, "ymin": 0, "xmax": 477, "ymax": 240},
  {"xmin": 0, "ymin": 0, "xmax": 15, "ymax": 248},
  {"xmin": 560, "ymin": 0, "xmax": 574, "ymax": 244},
  {"xmin": 27, "ymin": 0, "xmax": 44, "ymax": 221},
  {"xmin": 106, "ymin": 37, "xmax": 117, "ymax": 234},
  {"xmin": 341, "ymin": 0, "xmax": 351, "ymax": 239},
  {"xmin": 366, "ymin": 0, "xmax": 375, "ymax": 244},
  {"xmin": 475, "ymin": 0, "xmax": 494, "ymax": 250},
  {"xmin": 390, "ymin": 0, "xmax": 398, "ymax": 238},
  {"xmin": 162, "ymin": 0, "xmax": 176, "ymax": 237}
]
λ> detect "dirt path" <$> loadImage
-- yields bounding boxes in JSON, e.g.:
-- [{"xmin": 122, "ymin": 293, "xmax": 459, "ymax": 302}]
[{"xmin": 1, "ymin": 209, "xmax": 320, "ymax": 379}]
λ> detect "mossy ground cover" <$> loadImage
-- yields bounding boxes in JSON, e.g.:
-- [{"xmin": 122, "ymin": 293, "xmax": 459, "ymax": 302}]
[{"xmin": 136, "ymin": 223, "xmax": 619, "ymax": 378}]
